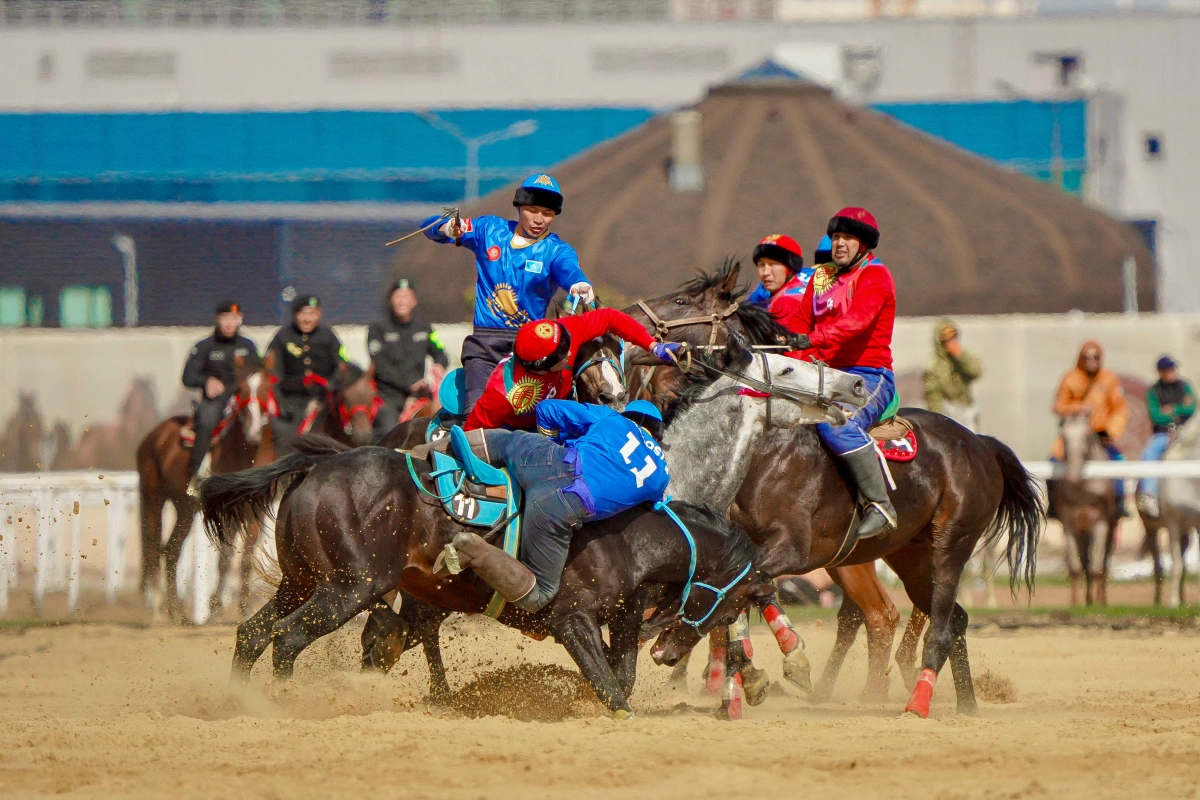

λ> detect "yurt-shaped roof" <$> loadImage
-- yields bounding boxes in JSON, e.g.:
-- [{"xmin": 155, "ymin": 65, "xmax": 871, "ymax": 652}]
[{"xmin": 393, "ymin": 77, "xmax": 1154, "ymax": 322}]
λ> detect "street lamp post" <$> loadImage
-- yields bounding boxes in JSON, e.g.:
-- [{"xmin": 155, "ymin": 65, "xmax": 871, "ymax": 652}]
[{"xmin": 417, "ymin": 112, "xmax": 539, "ymax": 204}]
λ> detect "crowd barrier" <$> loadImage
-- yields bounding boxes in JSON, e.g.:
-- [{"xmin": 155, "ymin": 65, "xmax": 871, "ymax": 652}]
[{"xmin": 1, "ymin": 461, "xmax": 1198, "ymax": 619}]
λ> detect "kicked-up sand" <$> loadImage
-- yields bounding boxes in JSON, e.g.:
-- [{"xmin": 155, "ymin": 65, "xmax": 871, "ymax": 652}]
[{"xmin": 1, "ymin": 613, "xmax": 1199, "ymax": 799}]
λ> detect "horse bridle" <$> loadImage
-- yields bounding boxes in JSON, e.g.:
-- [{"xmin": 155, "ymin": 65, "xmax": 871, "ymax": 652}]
[{"xmin": 636, "ymin": 298, "xmax": 741, "ymax": 353}]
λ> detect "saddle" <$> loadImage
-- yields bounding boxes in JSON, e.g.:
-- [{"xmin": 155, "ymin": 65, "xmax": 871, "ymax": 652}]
[
  {"xmin": 867, "ymin": 399, "xmax": 918, "ymax": 463},
  {"xmin": 424, "ymin": 367, "xmax": 469, "ymax": 445},
  {"xmin": 406, "ymin": 421, "xmax": 523, "ymax": 619}
]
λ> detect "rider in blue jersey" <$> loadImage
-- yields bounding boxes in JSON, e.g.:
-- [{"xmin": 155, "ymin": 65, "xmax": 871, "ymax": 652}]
[
  {"xmin": 444, "ymin": 400, "xmax": 670, "ymax": 613},
  {"xmin": 422, "ymin": 173, "xmax": 594, "ymax": 409}
]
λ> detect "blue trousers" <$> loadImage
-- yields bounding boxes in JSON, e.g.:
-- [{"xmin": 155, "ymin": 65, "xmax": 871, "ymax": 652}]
[
  {"xmin": 1140, "ymin": 432, "xmax": 1171, "ymax": 498},
  {"xmin": 816, "ymin": 367, "xmax": 897, "ymax": 456},
  {"xmin": 486, "ymin": 430, "xmax": 589, "ymax": 602}
]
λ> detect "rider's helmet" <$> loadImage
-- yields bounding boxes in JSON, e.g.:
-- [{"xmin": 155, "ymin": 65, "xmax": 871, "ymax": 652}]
[
  {"xmin": 752, "ymin": 234, "xmax": 804, "ymax": 274},
  {"xmin": 513, "ymin": 173, "xmax": 564, "ymax": 215},
  {"xmin": 827, "ymin": 207, "xmax": 880, "ymax": 250},
  {"xmin": 215, "ymin": 300, "xmax": 242, "ymax": 315},
  {"xmin": 622, "ymin": 399, "xmax": 664, "ymax": 440},
  {"xmin": 813, "ymin": 235, "xmax": 833, "ymax": 265},
  {"xmin": 514, "ymin": 319, "xmax": 572, "ymax": 372}
]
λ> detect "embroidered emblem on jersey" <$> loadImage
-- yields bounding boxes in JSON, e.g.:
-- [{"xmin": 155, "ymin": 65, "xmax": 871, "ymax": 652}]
[
  {"xmin": 413, "ymin": 331, "xmax": 429, "ymax": 342},
  {"xmin": 524, "ymin": 260, "xmax": 544, "ymax": 275},
  {"xmin": 286, "ymin": 342, "xmax": 303, "ymax": 357},
  {"xmin": 384, "ymin": 332, "xmax": 400, "ymax": 342},
  {"xmin": 485, "ymin": 284, "xmax": 532, "ymax": 328},
  {"xmin": 487, "ymin": 245, "xmax": 501, "ymax": 261},
  {"xmin": 508, "ymin": 376, "xmax": 546, "ymax": 415},
  {"xmin": 811, "ymin": 265, "xmax": 837, "ymax": 296},
  {"xmin": 210, "ymin": 351, "xmax": 226, "ymax": 361},
  {"xmin": 532, "ymin": 174, "xmax": 555, "ymax": 187},
  {"xmin": 234, "ymin": 348, "xmax": 248, "ymax": 358},
  {"xmin": 368, "ymin": 340, "xmax": 382, "ymax": 356}
]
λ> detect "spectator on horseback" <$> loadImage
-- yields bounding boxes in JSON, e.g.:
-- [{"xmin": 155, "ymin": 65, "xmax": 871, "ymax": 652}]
[
  {"xmin": 1138, "ymin": 355, "xmax": 1196, "ymax": 516},
  {"xmin": 464, "ymin": 307, "xmax": 681, "ymax": 431},
  {"xmin": 447, "ymin": 399, "xmax": 671, "ymax": 613},
  {"xmin": 266, "ymin": 295, "xmax": 359, "ymax": 442},
  {"xmin": 786, "ymin": 208, "xmax": 899, "ymax": 541},
  {"xmin": 422, "ymin": 173, "xmax": 594, "ymax": 411},
  {"xmin": 181, "ymin": 300, "xmax": 261, "ymax": 486},
  {"xmin": 745, "ymin": 234, "xmax": 815, "ymax": 315},
  {"xmin": 923, "ymin": 317, "xmax": 983, "ymax": 432},
  {"xmin": 367, "ymin": 277, "xmax": 448, "ymax": 440}
]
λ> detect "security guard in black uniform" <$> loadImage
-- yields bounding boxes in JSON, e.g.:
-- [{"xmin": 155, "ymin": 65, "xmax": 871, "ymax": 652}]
[
  {"xmin": 181, "ymin": 300, "xmax": 262, "ymax": 479},
  {"xmin": 266, "ymin": 294, "xmax": 357, "ymax": 442},
  {"xmin": 367, "ymin": 278, "xmax": 449, "ymax": 439}
]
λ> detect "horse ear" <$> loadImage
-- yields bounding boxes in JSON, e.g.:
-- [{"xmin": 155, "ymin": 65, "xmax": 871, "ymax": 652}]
[
  {"xmin": 717, "ymin": 261, "xmax": 741, "ymax": 298},
  {"xmin": 718, "ymin": 330, "xmax": 752, "ymax": 371}
]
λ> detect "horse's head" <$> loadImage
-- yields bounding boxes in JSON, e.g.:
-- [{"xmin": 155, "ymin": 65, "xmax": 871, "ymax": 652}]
[
  {"xmin": 574, "ymin": 334, "xmax": 627, "ymax": 409},
  {"xmin": 1061, "ymin": 411, "xmax": 1101, "ymax": 480},
  {"xmin": 714, "ymin": 334, "xmax": 866, "ymax": 428},
  {"xmin": 645, "ymin": 515, "xmax": 775, "ymax": 667},
  {"xmin": 337, "ymin": 363, "xmax": 381, "ymax": 447},
  {"xmin": 233, "ymin": 367, "xmax": 271, "ymax": 445},
  {"xmin": 626, "ymin": 260, "xmax": 748, "ymax": 354}
]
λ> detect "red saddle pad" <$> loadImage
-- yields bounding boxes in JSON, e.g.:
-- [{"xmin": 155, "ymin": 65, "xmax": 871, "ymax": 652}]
[{"xmin": 878, "ymin": 430, "xmax": 918, "ymax": 462}]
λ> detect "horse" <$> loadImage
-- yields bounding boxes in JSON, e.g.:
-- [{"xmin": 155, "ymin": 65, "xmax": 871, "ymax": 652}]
[
  {"xmin": 137, "ymin": 364, "xmax": 275, "ymax": 621},
  {"xmin": 1138, "ymin": 414, "xmax": 1200, "ymax": 607},
  {"xmin": 1053, "ymin": 412, "xmax": 1121, "ymax": 606},
  {"xmin": 0, "ymin": 393, "xmax": 47, "ymax": 471},
  {"xmin": 72, "ymin": 377, "xmax": 160, "ymax": 470},
  {"xmin": 199, "ymin": 346, "xmax": 847, "ymax": 717},
  {"xmin": 645, "ymin": 336, "xmax": 1044, "ymax": 718},
  {"xmin": 624, "ymin": 261, "xmax": 913, "ymax": 703},
  {"xmin": 287, "ymin": 361, "xmax": 381, "ymax": 448}
]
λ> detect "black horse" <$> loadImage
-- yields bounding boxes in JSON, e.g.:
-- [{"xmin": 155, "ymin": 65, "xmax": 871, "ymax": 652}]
[{"xmin": 201, "ymin": 438, "xmax": 768, "ymax": 718}]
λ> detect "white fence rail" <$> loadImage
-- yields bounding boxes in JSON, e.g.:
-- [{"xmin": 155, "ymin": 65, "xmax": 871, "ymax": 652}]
[{"xmin": 1, "ymin": 460, "xmax": 1198, "ymax": 619}]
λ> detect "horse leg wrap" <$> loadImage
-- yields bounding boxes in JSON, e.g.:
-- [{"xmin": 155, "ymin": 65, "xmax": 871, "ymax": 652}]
[
  {"xmin": 721, "ymin": 673, "xmax": 745, "ymax": 721},
  {"xmin": 904, "ymin": 668, "xmax": 938, "ymax": 718},
  {"xmin": 763, "ymin": 603, "xmax": 802, "ymax": 654},
  {"xmin": 731, "ymin": 611, "xmax": 753, "ymax": 658},
  {"xmin": 705, "ymin": 645, "xmax": 727, "ymax": 695}
]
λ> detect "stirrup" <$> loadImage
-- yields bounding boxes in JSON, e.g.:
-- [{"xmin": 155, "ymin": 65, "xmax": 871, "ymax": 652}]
[{"xmin": 855, "ymin": 502, "xmax": 897, "ymax": 539}]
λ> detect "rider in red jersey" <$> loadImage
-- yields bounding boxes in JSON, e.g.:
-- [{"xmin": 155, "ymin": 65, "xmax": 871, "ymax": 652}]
[
  {"xmin": 464, "ymin": 307, "xmax": 680, "ymax": 431},
  {"xmin": 786, "ymin": 208, "xmax": 899, "ymax": 540}
]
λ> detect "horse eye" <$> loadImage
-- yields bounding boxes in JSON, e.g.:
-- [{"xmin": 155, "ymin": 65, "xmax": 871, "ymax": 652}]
[
  {"xmin": 674, "ymin": 298, "xmax": 688, "ymax": 306},
  {"xmin": 781, "ymin": 367, "xmax": 794, "ymax": 376}
]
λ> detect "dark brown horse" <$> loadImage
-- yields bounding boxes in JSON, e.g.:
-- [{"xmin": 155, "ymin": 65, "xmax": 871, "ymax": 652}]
[
  {"xmin": 137, "ymin": 364, "xmax": 275, "ymax": 621},
  {"xmin": 646, "ymin": 337, "xmax": 1043, "ymax": 717}
]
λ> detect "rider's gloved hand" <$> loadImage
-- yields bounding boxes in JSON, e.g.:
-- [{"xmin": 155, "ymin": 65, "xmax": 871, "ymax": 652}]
[
  {"xmin": 568, "ymin": 282, "xmax": 596, "ymax": 305},
  {"xmin": 786, "ymin": 333, "xmax": 812, "ymax": 351},
  {"xmin": 652, "ymin": 342, "xmax": 684, "ymax": 363}
]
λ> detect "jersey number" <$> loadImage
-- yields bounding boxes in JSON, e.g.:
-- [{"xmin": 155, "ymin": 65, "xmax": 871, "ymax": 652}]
[{"xmin": 620, "ymin": 432, "xmax": 658, "ymax": 488}]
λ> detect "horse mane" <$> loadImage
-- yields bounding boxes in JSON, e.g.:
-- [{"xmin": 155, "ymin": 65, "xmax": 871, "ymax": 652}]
[{"xmin": 681, "ymin": 258, "xmax": 791, "ymax": 347}]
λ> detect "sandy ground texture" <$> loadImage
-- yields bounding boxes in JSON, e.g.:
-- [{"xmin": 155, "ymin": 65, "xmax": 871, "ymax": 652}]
[{"xmin": 2, "ymin": 615, "xmax": 1200, "ymax": 799}]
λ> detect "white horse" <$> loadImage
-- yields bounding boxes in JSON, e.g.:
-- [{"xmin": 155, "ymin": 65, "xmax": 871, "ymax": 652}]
[{"xmin": 1147, "ymin": 414, "xmax": 1200, "ymax": 607}]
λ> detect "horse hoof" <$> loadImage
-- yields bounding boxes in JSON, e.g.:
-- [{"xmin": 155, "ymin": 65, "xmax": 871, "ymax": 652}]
[
  {"xmin": 741, "ymin": 666, "xmax": 770, "ymax": 707},
  {"xmin": 782, "ymin": 650, "xmax": 812, "ymax": 694},
  {"xmin": 612, "ymin": 709, "xmax": 635, "ymax": 721}
]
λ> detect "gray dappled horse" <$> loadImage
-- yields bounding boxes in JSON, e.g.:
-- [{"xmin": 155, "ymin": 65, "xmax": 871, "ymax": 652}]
[{"xmin": 1054, "ymin": 412, "xmax": 1121, "ymax": 606}]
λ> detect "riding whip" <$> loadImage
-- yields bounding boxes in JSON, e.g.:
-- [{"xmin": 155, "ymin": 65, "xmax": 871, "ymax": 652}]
[{"xmin": 384, "ymin": 206, "xmax": 460, "ymax": 247}]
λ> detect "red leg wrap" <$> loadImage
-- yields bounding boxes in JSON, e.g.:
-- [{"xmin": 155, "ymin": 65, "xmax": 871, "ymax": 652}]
[
  {"xmin": 763, "ymin": 603, "xmax": 800, "ymax": 654},
  {"xmin": 705, "ymin": 646, "xmax": 727, "ymax": 695},
  {"xmin": 722, "ymin": 672, "xmax": 744, "ymax": 720},
  {"xmin": 904, "ymin": 667, "xmax": 938, "ymax": 718}
]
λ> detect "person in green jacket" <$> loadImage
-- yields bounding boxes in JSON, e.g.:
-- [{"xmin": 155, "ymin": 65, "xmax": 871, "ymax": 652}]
[
  {"xmin": 1139, "ymin": 355, "xmax": 1197, "ymax": 515},
  {"xmin": 923, "ymin": 317, "xmax": 984, "ymax": 431}
]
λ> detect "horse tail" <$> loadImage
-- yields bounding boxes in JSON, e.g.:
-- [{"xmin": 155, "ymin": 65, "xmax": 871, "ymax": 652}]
[
  {"xmin": 200, "ymin": 451, "xmax": 320, "ymax": 547},
  {"xmin": 980, "ymin": 435, "xmax": 1045, "ymax": 597}
]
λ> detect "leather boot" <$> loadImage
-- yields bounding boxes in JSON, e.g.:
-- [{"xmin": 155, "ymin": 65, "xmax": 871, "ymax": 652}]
[
  {"xmin": 449, "ymin": 531, "xmax": 537, "ymax": 604},
  {"xmin": 841, "ymin": 446, "xmax": 897, "ymax": 540}
]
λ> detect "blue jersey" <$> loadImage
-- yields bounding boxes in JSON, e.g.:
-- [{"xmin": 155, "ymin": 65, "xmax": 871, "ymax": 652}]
[
  {"xmin": 747, "ymin": 266, "xmax": 816, "ymax": 308},
  {"xmin": 424, "ymin": 214, "xmax": 588, "ymax": 330},
  {"xmin": 535, "ymin": 400, "xmax": 670, "ymax": 519}
]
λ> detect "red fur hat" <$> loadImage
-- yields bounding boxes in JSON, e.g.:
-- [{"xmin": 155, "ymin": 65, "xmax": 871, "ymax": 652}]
[{"xmin": 827, "ymin": 207, "xmax": 880, "ymax": 250}]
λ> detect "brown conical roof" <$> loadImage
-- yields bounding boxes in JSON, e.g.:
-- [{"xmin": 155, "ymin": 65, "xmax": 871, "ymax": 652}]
[{"xmin": 394, "ymin": 81, "xmax": 1154, "ymax": 322}]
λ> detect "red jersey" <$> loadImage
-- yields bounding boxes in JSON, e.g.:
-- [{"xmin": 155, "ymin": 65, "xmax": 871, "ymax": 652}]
[
  {"xmin": 465, "ymin": 308, "xmax": 656, "ymax": 430},
  {"xmin": 790, "ymin": 257, "xmax": 895, "ymax": 370},
  {"xmin": 766, "ymin": 271, "xmax": 811, "ymax": 334}
]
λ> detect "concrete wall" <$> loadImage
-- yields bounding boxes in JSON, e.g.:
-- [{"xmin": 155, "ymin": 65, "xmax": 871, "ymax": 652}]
[{"xmin": 3, "ymin": 313, "xmax": 1199, "ymax": 461}]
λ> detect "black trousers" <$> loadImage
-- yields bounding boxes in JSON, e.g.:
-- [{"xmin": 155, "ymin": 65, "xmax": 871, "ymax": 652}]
[
  {"xmin": 190, "ymin": 392, "xmax": 232, "ymax": 475},
  {"xmin": 461, "ymin": 327, "xmax": 517, "ymax": 411}
]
